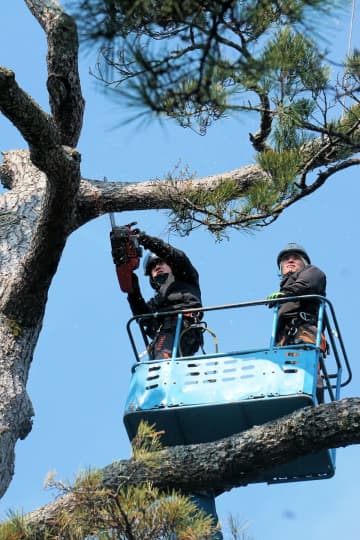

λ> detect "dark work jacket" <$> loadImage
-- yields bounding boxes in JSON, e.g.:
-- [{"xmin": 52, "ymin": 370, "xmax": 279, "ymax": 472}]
[
  {"xmin": 127, "ymin": 235, "xmax": 202, "ymax": 338},
  {"xmin": 278, "ymin": 265, "xmax": 326, "ymax": 329}
]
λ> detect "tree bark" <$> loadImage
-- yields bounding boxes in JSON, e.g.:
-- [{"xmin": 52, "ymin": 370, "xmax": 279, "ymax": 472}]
[
  {"xmin": 0, "ymin": 0, "xmax": 83, "ymax": 499},
  {"xmin": 23, "ymin": 398, "xmax": 360, "ymax": 535}
]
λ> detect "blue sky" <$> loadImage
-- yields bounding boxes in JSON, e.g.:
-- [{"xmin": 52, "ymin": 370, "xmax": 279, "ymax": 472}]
[{"xmin": 1, "ymin": 2, "xmax": 359, "ymax": 539}]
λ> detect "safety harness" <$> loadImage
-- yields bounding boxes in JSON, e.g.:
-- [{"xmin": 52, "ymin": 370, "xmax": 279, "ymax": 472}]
[{"xmin": 279, "ymin": 311, "xmax": 328, "ymax": 355}]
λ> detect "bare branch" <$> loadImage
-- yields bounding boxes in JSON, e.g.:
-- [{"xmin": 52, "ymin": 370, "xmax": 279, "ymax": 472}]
[
  {"xmin": 0, "ymin": 67, "xmax": 60, "ymax": 153},
  {"xmin": 25, "ymin": 0, "xmax": 84, "ymax": 146}
]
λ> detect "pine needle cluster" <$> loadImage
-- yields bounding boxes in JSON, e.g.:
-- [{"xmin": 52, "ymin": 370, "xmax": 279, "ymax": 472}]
[{"xmin": 0, "ymin": 422, "xmax": 221, "ymax": 540}]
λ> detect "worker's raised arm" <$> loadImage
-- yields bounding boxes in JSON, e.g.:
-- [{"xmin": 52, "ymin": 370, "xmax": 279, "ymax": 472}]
[{"xmin": 135, "ymin": 231, "xmax": 199, "ymax": 285}]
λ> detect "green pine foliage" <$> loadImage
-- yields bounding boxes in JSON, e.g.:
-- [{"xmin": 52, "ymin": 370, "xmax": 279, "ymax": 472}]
[
  {"xmin": 0, "ymin": 481, "xmax": 218, "ymax": 539},
  {"xmin": 71, "ymin": 0, "xmax": 342, "ymax": 131},
  {"xmin": 0, "ymin": 510, "xmax": 37, "ymax": 540},
  {"xmin": 162, "ymin": 164, "xmax": 241, "ymax": 239},
  {"xmin": 0, "ymin": 423, "xmax": 221, "ymax": 539},
  {"xmin": 68, "ymin": 0, "xmax": 358, "ymax": 237},
  {"xmin": 345, "ymin": 49, "xmax": 360, "ymax": 81}
]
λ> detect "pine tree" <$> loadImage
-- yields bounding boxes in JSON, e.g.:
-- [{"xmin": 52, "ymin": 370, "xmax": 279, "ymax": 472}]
[{"xmin": 0, "ymin": 0, "xmax": 359, "ymax": 515}]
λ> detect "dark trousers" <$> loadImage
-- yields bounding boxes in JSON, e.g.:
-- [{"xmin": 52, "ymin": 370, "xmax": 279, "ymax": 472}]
[{"xmin": 150, "ymin": 322, "xmax": 202, "ymax": 359}]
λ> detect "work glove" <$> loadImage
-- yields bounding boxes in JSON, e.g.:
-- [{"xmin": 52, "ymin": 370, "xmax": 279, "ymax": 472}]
[
  {"xmin": 133, "ymin": 228, "xmax": 151, "ymax": 249},
  {"xmin": 266, "ymin": 291, "xmax": 284, "ymax": 308}
]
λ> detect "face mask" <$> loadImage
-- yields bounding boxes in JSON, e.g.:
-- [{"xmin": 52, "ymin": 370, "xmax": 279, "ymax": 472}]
[{"xmin": 153, "ymin": 273, "xmax": 169, "ymax": 286}]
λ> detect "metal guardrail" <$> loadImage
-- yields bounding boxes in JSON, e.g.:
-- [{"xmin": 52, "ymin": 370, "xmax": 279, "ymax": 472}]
[{"xmin": 126, "ymin": 295, "xmax": 352, "ymax": 391}]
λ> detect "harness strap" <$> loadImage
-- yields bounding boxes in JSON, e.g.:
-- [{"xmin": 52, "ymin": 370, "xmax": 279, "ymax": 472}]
[
  {"xmin": 299, "ymin": 311, "xmax": 316, "ymax": 323},
  {"xmin": 282, "ymin": 317, "xmax": 328, "ymax": 355}
]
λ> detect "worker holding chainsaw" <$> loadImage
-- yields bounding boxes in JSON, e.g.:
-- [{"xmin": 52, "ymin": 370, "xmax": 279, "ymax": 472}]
[{"xmin": 110, "ymin": 224, "xmax": 203, "ymax": 359}]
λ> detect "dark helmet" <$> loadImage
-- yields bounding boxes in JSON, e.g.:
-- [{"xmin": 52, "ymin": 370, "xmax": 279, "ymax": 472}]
[
  {"xmin": 277, "ymin": 242, "xmax": 311, "ymax": 268},
  {"xmin": 143, "ymin": 252, "xmax": 162, "ymax": 276}
]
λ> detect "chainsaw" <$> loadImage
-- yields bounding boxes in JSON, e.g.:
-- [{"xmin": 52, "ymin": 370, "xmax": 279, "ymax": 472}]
[{"xmin": 110, "ymin": 222, "xmax": 142, "ymax": 293}]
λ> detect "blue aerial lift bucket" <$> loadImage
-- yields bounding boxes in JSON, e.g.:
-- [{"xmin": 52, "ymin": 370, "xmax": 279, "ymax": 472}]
[{"xmin": 123, "ymin": 296, "xmax": 351, "ymax": 484}]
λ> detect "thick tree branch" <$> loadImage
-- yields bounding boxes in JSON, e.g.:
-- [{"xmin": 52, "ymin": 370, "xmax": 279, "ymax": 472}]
[
  {"xmin": 73, "ymin": 120, "xmax": 360, "ymax": 230},
  {"xmin": 22, "ymin": 398, "xmax": 360, "ymax": 534},
  {"xmin": 73, "ymin": 165, "xmax": 270, "ymax": 228},
  {"xmin": 24, "ymin": 0, "xmax": 85, "ymax": 146},
  {"xmin": 0, "ymin": 67, "xmax": 60, "ymax": 153}
]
